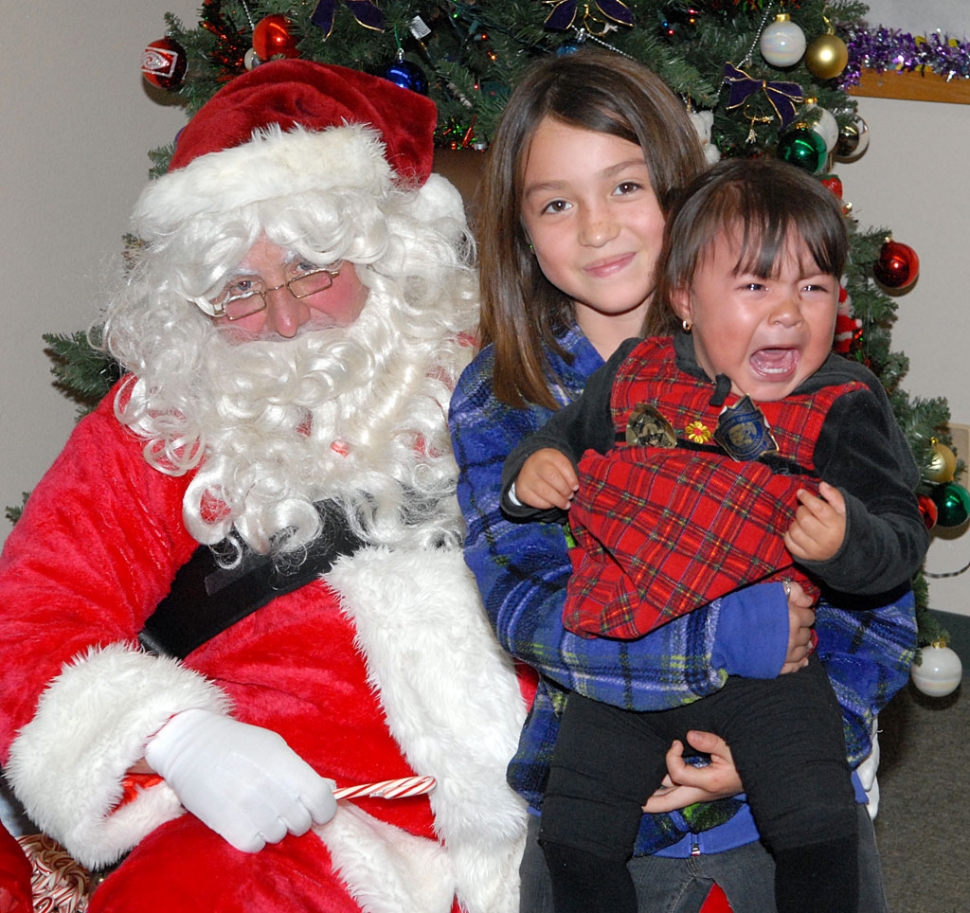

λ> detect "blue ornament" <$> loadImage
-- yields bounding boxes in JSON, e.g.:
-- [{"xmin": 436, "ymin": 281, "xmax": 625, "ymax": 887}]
[
  {"xmin": 382, "ymin": 58, "xmax": 429, "ymax": 95},
  {"xmin": 556, "ymin": 42, "xmax": 582, "ymax": 56}
]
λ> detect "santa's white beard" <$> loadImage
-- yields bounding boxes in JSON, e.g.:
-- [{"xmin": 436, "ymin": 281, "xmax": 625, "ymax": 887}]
[{"xmin": 122, "ymin": 305, "xmax": 465, "ymax": 558}]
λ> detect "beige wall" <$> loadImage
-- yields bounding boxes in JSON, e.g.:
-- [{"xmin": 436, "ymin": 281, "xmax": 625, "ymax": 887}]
[
  {"xmin": 0, "ymin": 0, "xmax": 201, "ymax": 530},
  {"xmin": 864, "ymin": 0, "xmax": 970, "ymax": 37},
  {"xmin": 2, "ymin": 3, "xmax": 969, "ymax": 616}
]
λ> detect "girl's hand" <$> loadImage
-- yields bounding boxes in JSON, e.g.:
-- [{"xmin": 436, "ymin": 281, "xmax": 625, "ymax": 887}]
[
  {"xmin": 515, "ymin": 448, "xmax": 579, "ymax": 510},
  {"xmin": 784, "ymin": 481, "xmax": 847, "ymax": 563},
  {"xmin": 780, "ymin": 579, "xmax": 815, "ymax": 675},
  {"xmin": 642, "ymin": 730, "xmax": 743, "ymax": 813}
]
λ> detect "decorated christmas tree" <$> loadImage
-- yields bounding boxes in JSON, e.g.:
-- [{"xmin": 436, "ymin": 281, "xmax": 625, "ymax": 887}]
[{"xmin": 26, "ymin": 0, "xmax": 968, "ymax": 683}]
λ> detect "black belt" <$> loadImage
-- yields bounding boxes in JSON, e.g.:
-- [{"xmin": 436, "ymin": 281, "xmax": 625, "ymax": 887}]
[{"xmin": 140, "ymin": 499, "xmax": 363, "ymax": 659}]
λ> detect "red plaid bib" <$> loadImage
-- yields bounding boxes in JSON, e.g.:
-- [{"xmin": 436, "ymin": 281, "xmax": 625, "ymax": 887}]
[{"xmin": 564, "ymin": 337, "xmax": 865, "ymax": 640}]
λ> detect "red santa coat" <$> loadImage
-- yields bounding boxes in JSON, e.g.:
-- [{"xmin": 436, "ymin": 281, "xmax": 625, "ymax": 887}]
[{"xmin": 0, "ymin": 388, "xmax": 527, "ymax": 913}]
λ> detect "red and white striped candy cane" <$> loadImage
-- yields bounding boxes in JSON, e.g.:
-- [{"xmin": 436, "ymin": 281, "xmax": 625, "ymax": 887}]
[{"xmin": 333, "ymin": 775, "xmax": 436, "ymax": 801}]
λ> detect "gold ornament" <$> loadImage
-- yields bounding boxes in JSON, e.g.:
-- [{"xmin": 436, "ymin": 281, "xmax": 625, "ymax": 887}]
[
  {"xmin": 926, "ymin": 441, "xmax": 957, "ymax": 484},
  {"xmin": 804, "ymin": 32, "xmax": 849, "ymax": 80}
]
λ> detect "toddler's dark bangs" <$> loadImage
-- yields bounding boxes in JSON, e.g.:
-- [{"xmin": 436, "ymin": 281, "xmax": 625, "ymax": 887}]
[{"xmin": 728, "ymin": 187, "xmax": 845, "ymax": 279}]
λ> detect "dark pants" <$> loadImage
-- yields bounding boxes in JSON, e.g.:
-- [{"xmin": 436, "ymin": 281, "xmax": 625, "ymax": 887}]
[
  {"xmin": 539, "ymin": 660, "xmax": 859, "ymax": 913},
  {"xmin": 521, "ymin": 805, "xmax": 888, "ymax": 913}
]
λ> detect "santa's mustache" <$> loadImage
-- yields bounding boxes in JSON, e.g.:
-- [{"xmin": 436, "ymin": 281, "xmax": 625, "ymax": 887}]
[{"xmin": 208, "ymin": 323, "xmax": 369, "ymax": 416}]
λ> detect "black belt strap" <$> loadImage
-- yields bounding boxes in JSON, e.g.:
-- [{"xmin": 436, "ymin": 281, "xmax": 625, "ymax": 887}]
[{"xmin": 140, "ymin": 500, "xmax": 363, "ymax": 659}]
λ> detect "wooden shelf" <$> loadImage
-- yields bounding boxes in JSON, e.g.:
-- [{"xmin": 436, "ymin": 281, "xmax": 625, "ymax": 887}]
[{"xmin": 850, "ymin": 67, "xmax": 970, "ymax": 104}]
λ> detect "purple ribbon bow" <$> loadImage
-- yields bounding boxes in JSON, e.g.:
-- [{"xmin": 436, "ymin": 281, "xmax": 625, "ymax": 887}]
[
  {"xmin": 724, "ymin": 63, "xmax": 803, "ymax": 127},
  {"xmin": 544, "ymin": 0, "xmax": 635, "ymax": 32},
  {"xmin": 312, "ymin": 0, "xmax": 385, "ymax": 39}
]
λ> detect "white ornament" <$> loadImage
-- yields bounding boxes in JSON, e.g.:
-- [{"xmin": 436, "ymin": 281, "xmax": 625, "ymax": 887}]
[
  {"xmin": 910, "ymin": 643, "xmax": 963, "ymax": 697},
  {"xmin": 688, "ymin": 109, "xmax": 721, "ymax": 164},
  {"xmin": 760, "ymin": 14, "xmax": 807, "ymax": 68},
  {"xmin": 245, "ymin": 48, "xmax": 262, "ymax": 70},
  {"xmin": 810, "ymin": 106, "xmax": 840, "ymax": 153}
]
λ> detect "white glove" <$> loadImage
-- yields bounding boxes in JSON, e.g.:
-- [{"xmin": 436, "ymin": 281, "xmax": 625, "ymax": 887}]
[{"xmin": 144, "ymin": 708, "xmax": 336, "ymax": 852}]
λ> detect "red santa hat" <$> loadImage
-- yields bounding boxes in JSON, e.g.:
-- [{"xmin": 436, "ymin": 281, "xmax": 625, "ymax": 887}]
[{"xmin": 132, "ymin": 59, "xmax": 438, "ymax": 240}]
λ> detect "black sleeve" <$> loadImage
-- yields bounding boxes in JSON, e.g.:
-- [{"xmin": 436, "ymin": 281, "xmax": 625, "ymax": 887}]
[
  {"xmin": 500, "ymin": 339, "xmax": 639, "ymax": 522},
  {"xmin": 799, "ymin": 383, "xmax": 930, "ymax": 595}
]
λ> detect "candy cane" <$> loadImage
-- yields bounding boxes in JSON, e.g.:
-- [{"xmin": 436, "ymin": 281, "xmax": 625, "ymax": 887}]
[
  {"xmin": 17, "ymin": 833, "xmax": 91, "ymax": 913},
  {"xmin": 333, "ymin": 775, "xmax": 436, "ymax": 801}
]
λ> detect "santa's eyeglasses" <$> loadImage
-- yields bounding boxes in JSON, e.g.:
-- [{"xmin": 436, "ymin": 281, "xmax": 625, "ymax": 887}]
[{"xmin": 210, "ymin": 264, "xmax": 341, "ymax": 321}]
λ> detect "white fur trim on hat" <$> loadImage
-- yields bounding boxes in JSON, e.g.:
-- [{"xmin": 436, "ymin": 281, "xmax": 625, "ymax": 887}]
[{"xmin": 132, "ymin": 123, "xmax": 393, "ymax": 241}]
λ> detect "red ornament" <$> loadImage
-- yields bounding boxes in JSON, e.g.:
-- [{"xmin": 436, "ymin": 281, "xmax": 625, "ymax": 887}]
[
  {"xmin": 252, "ymin": 15, "xmax": 300, "ymax": 61},
  {"xmin": 141, "ymin": 38, "xmax": 187, "ymax": 90},
  {"xmin": 873, "ymin": 239, "xmax": 920, "ymax": 290},
  {"xmin": 918, "ymin": 494, "xmax": 938, "ymax": 530},
  {"xmin": 820, "ymin": 174, "xmax": 843, "ymax": 199}
]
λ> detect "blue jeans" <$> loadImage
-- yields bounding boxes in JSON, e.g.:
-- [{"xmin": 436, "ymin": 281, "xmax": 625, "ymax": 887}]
[{"xmin": 520, "ymin": 805, "xmax": 888, "ymax": 913}]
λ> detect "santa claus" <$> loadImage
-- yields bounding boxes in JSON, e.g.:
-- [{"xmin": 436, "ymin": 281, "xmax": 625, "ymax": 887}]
[{"xmin": 0, "ymin": 60, "xmax": 527, "ymax": 913}]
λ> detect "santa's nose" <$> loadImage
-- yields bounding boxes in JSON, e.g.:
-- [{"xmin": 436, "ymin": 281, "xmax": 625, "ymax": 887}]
[{"xmin": 264, "ymin": 287, "xmax": 311, "ymax": 338}]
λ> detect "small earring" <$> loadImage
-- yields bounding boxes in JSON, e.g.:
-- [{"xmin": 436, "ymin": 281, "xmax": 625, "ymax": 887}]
[{"xmin": 682, "ymin": 319, "xmax": 692, "ymax": 333}]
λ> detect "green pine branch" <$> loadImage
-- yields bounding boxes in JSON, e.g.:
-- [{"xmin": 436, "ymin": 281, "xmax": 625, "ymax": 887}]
[{"xmin": 42, "ymin": 329, "xmax": 123, "ymax": 420}]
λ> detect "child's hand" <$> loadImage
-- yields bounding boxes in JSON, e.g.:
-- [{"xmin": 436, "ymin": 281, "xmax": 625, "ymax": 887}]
[
  {"xmin": 642, "ymin": 731, "xmax": 743, "ymax": 813},
  {"xmin": 783, "ymin": 481, "xmax": 847, "ymax": 563},
  {"xmin": 515, "ymin": 448, "xmax": 579, "ymax": 511},
  {"xmin": 780, "ymin": 579, "xmax": 815, "ymax": 675}
]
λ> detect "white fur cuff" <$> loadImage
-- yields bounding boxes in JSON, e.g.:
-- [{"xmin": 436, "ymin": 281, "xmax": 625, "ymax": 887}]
[{"xmin": 6, "ymin": 643, "xmax": 228, "ymax": 868}]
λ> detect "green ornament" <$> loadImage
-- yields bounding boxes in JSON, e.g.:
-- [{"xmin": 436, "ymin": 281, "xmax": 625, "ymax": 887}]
[
  {"xmin": 777, "ymin": 126, "xmax": 827, "ymax": 174},
  {"xmin": 930, "ymin": 482, "xmax": 970, "ymax": 528}
]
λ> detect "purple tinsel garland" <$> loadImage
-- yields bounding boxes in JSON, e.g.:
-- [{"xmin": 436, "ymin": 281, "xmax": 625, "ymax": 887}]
[{"xmin": 841, "ymin": 25, "xmax": 970, "ymax": 87}]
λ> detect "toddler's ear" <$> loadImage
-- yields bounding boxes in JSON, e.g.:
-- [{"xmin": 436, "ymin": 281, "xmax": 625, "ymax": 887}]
[{"xmin": 668, "ymin": 286, "xmax": 692, "ymax": 323}]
